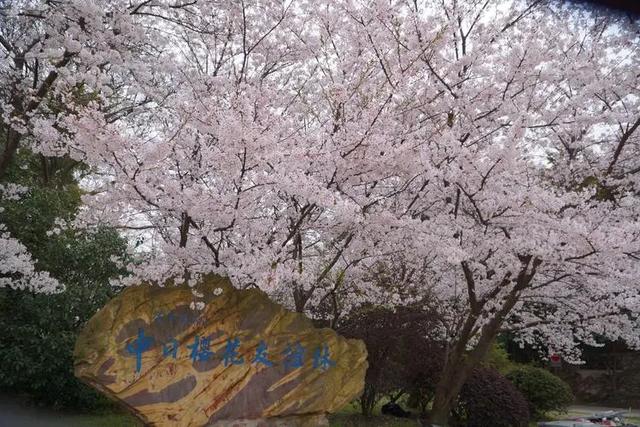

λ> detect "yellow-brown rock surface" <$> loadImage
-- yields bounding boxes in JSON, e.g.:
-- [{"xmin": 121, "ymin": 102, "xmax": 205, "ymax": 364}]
[{"xmin": 74, "ymin": 275, "xmax": 367, "ymax": 427}]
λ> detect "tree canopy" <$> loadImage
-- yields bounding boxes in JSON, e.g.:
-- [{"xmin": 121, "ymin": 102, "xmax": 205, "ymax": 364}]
[{"xmin": 1, "ymin": 0, "xmax": 639, "ymax": 423}]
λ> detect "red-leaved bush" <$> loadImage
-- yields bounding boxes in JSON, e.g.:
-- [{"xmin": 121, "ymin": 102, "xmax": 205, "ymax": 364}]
[{"xmin": 455, "ymin": 368, "xmax": 530, "ymax": 427}]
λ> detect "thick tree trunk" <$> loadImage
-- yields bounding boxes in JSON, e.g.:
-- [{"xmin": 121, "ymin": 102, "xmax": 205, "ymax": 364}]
[
  {"xmin": 430, "ymin": 345, "xmax": 492, "ymax": 423},
  {"xmin": 430, "ymin": 359, "xmax": 471, "ymax": 424},
  {"xmin": 293, "ymin": 286, "xmax": 308, "ymax": 313},
  {"xmin": 430, "ymin": 330, "xmax": 499, "ymax": 424},
  {"xmin": 430, "ymin": 256, "xmax": 541, "ymax": 425},
  {"xmin": 430, "ymin": 307, "xmax": 510, "ymax": 424}
]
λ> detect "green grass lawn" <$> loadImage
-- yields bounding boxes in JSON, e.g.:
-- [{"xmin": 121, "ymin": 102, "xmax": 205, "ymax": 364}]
[
  {"xmin": 328, "ymin": 402, "xmax": 420, "ymax": 426},
  {"xmin": 45, "ymin": 412, "xmax": 139, "ymax": 427},
  {"xmin": 50, "ymin": 403, "xmax": 640, "ymax": 427},
  {"xmin": 61, "ymin": 410, "xmax": 141, "ymax": 427},
  {"xmin": 66, "ymin": 407, "xmax": 420, "ymax": 427},
  {"xmin": 65, "ymin": 402, "xmax": 422, "ymax": 427},
  {"xmin": 328, "ymin": 413, "xmax": 419, "ymax": 427}
]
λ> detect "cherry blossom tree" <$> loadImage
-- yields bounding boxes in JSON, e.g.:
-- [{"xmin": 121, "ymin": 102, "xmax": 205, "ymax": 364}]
[
  {"xmin": 350, "ymin": 1, "xmax": 640, "ymax": 421},
  {"xmin": 325, "ymin": 1, "xmax": 640, "ymax": 421},
  {"xmin": 0, "ymin": 0, "xmax": 175, "ymax": 292},
  {"xmin": 2, "ymin": 0, "xmax": 639, "ymax": 424}
]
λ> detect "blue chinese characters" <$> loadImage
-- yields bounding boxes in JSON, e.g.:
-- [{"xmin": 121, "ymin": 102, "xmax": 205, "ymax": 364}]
[
  {"xmin": 125, "ymin": 328, "xmax": 154, "ymax": 373},
  {"xmin": 124, "ymin": 328, "xmax": 336, "ymax": 374},
  {"xmin": 187, "ymin": 335, "xmax": 214, "ymax": 362},
  {"xmin": 222, "ymin": 337, "xmax": 244, "ymax": 366},
  {"xmin": 252, "ymin": 340, "xmax": 273, "ymax": 367}
]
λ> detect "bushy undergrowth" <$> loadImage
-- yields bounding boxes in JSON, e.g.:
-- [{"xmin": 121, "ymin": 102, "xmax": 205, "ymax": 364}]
[
  {"xmin": 455, "ymin": 367, "xmax": 530, "ymax": 427},
  {"xmin": 507, "ymin": 366, "xmax": 574, "ymax": 418}
]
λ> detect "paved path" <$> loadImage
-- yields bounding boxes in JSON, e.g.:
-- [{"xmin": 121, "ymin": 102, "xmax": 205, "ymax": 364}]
[
  {"xmin": 0, "ymin": 398, "xmax": 69, "ymax": 427},
  {"xmin": 568, "ymin": 405, "xmax": 640, "ymax": 417},
  {"xmin": 0, "ymin": 397, "xmax": 112, "ymax": 427}
]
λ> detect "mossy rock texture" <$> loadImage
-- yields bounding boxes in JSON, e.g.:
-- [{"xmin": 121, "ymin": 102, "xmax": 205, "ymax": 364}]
[{"xmin": 74, "ymin": 275, "xmax": 367, "ymax": 427}]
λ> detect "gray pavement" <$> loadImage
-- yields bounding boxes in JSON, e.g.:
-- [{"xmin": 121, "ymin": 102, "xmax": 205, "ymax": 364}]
[
  {"xmin": 568, "ymin": 405, "xmax": 640, "ymax": 417},
  {"xmin": 0, "ymin": 397, "xmax": 108, "ymax": 427},
  {"xmin": 0, "ymin": 398, "xmax": 68, "ymax": 427}
]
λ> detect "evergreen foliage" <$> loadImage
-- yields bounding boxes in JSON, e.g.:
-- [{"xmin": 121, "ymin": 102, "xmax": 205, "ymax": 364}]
[
  {"xmin": 507, "ymin": 366, "xmax": 574, "ymax": 419},
  {"xmin": 0, "ymin": 146, "xmax": 128, "ymax": 408}
]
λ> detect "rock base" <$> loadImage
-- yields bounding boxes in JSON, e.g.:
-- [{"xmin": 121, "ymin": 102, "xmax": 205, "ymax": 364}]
[
  {"xmin": 207, "ymin": 414, "xmax": 329, "ymax": 427},
  {"xmin": 74, "ymin": 274, "xmax": 367, "ymax": 426}
]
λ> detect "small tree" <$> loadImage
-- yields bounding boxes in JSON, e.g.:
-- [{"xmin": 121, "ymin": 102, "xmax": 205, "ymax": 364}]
[
  {"xmin": 339, "ymin": 305, "xmax": 440, "ymax": 416},
  {"xmin": 403, "ymin": 337, "xmax": 445, "ymax": 416}
]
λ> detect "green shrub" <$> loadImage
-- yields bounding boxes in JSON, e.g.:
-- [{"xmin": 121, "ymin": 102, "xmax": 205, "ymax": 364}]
[
  {"xmin": 483, "ymin": 341, "xmax": 515, "ymax": 374},
  {"xmin": 0, "ymin": 228, "xmax": 128, "ymax": 409},
  {"xmin": 506, "ymin": 366, "xmax": 573, "ymax": 418}
]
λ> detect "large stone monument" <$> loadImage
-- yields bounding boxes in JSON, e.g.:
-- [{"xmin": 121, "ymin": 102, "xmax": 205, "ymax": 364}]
[{"xmin": 74, "ymin": 275, "xmax": 367, "ymax": 427}]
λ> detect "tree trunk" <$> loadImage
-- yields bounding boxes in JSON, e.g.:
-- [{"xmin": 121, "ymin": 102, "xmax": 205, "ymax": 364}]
[
  {"xmin": 430, "ymin": 257, "xmax": 541, "ymax": 425},
  {"xmin": 178, "ymin": 212, "xmax": 190, "ymax": 247},
  {"xmin": 360, "ymin": 383, "xmax": 376, "ymax": 417},
  {"xmin": 430, "ymin": 313, "xmax": 505, "ymax": 425},
  {"xmin": 430, "ymin": 348, "xmax": 474, "ymax": 424},
  {"xmin": 0, "ymin": 128, "xmax": 20, "ymax": 181},
  {"xmin": 293, "ymin": 286, "xmax": 308, "ymax": 313}
]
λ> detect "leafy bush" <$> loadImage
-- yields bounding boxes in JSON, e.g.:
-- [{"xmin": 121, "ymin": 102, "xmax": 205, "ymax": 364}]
[
  {"xmin": 0, "ymin": 229, "xmax": 128, "ymax": 409},
  {"xmin": 507, "ymin": 366, "xmax": 574, "ymax": 418},
  {"xmin": 403, "ymin": 336, "xmax": 445, "ymax": 415},
  {"xmin": 483, "ymin": 341, "xmax": 516, "ymax": 374},
  {"xmin": 455, "ymin": 368, "xmax": 530, "ymax": 427}
]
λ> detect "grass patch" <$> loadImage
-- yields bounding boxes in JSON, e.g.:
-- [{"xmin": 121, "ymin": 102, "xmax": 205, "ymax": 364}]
[
  {"xmin": 328, "ymin": 413, "xmax": 419, "ymax": 426},
  {"xmin": 69, "ymin": 405, "xmax": 421, "ymax": 427},
  {"xmin": 35, "ymin": 402, "xmax": 640, "ymax": 427},
  {"xmin": 64, "ymin": 413, "xmax": 141, "ymax": 427},
  {"xmin": 328, "ymin": 401, "xmax": 421, "ymax": 426}
]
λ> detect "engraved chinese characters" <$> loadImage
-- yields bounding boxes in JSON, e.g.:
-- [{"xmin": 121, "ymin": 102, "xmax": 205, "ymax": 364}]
[
  {"xmin": 74, "ymin": 275, "xmax": 367, "ymax": 427},
  {"xmin": 125, "ymin": 314, "xmax": 336, "ymax": 373}
]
